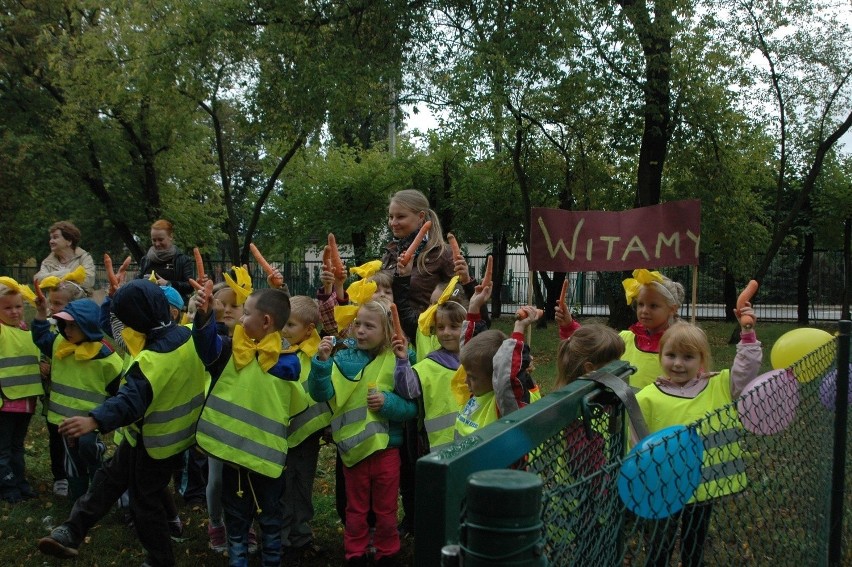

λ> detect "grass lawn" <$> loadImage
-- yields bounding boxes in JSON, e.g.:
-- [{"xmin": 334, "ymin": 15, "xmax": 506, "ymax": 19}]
[{"xmin": 1, "ymin": 317, "xmax": 839, "ymax": 566}]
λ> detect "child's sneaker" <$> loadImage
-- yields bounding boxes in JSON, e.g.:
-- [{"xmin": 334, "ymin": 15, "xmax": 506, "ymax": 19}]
[
  {"xmin": 53, "ymin": 479, "xmax": 68, "ymax": 497},
  {"xmin": 38, "ymin": 525, "xmax": 80, "ymax": 558},
  {"xmin": 168, "ymin": 517, "xmax": 184, "ymax": 541},
  {"xmin": 208, "ymin": 523, "xmax": 226, "ymax": 553},
  {"xmin": 248, "ymin": 526, "xmax": 258, "ymax": 555}
]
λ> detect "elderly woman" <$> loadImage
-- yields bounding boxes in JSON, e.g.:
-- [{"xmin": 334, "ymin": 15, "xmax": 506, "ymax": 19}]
[
  {"xmin": 136, "ymin": 219, "xmax": 194, "ymax": 302},
  {"xmin": 34, "ymin": 221, "xmax": 96, "ymax": 293}
]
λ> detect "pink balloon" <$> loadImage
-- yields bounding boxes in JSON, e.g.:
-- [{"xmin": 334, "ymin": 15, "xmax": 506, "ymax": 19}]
[{"xmin": 737, "ymin": 370, "xmax": 800, "ymax": 436}]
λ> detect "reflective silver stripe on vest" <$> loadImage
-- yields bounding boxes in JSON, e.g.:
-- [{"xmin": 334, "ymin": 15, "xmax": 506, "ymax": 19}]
[
  {"xmin": 47, "ymin": 400, "xmax": 91, "ymax": 419},
  {"xmin": 0, "ymin": 355, "xmax": 39, "ymax": 368},
  {"xmin": 424, "ymin": 412, "xmax": 458, "ymax": 434},
  {"xmin": 290, "ymin": 402, "xmax": 331, "ymax": 431},
  {"xmin": 204, "ymin": 395, "xmax": 287, "ymax": 439},
  {"xmin": 335, "ymin": 420, "xmax": 390, "ymax": 454},
  {"xmin": 50, "ymin": 382, "xmax": 107, "ymax": 404},
  {"xmin": 331, "ymin": 406, "xmax": 368, "ymax": 432},
  {"xmin": 701, "ymin": 457, "xmax": 746, "ymax": 482},
  {"xmin": 197, "ymin": 419, "xmax": 285, "ymax": 465},
  {"xmin": 145, "ymin": 423, "xmax": 196, "ymax": 449},
  {"xmin": 0, "ymin": 372, "xmax": 42, "ymax": 387},
  {"xmin": 703, "ymin": 428, "xmax": 741, "ymax": 449},
  {"xmin": 145, "ymin": 393, "xmax": 204, "ymax": 425}
]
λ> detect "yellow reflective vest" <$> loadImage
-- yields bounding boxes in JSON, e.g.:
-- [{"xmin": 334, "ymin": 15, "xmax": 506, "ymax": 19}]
[
  {"xmin": 46, "ymin": 337, "xmax": 123, "ymax": 425},
  {"xmin": 416, "ymin": 356, "xmax": 462, "ymax": 453},
  {"xmin": 196, "ymin": 355, "xmax": 307, "ymax": 478},
  {"xmin": 124, "ymin": 340, "xmax": 207, "ymax": 459},
  {"xmin": 454, "ymin": 390, "xmax": 499, "ymax": 439},
  {"xmin": 330, "ymin": 350, "xmax": 396, "ymax": 467},
  {"xmin": 620, "ymin": 330, "xmax": 662, "ymax": 390},
  {"xmin": 287, "ymin": 333, "xmax": 332, "ymax": 448},
  {"xmin": 0, "ymin": 324, "xmax": 43, "ymax": 406},
  {"xmin": 636, "ymin": 370, "xmax": 747, "ymax": 502}
]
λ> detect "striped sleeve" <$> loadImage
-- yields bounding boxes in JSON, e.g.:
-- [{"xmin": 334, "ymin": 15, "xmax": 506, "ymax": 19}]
[{"xmin": 492, "ymin": 332, "xmax": 526, "ymax": 418}]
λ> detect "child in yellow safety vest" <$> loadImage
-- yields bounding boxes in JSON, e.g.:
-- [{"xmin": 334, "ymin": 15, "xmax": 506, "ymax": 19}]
[
  {"xmin": 309, "ymin": 300, "xmax": 417, "ymax": 567},
  {"xmin": 31, "ymin": 298, "xmax": 123, "ymax": 501},
  {"xmin": 192, "ymin": 284, "xmax": 306, "ymax": 567},
  {"xmin": 635, "ymin": 304, "xmax": 761, "ymax": 567},
  {"xmin": 0, "ymin": 277, "xmax": 42, "ymax": 504}
]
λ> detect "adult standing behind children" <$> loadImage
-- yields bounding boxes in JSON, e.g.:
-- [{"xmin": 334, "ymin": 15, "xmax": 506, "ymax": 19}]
[
  {"xmin": 34, "ymin": 221, "xmax": 96, "ymax": 293},
  {"xmin": 136, "ymin": 219, "xmax": 194, "ymax": 304},
  {"xmin": 37, "ymin": 279, "xmax": 208, "ymax": 566}
]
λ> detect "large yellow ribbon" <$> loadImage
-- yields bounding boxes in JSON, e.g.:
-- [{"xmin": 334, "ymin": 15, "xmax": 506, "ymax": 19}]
[
  {"xmin": 622, "ymin": 269, "xmax": 665, "ymax": 305},
  {"xmin": 38, "ymin": 266, "xmax": 87, "ymax": 291},
  {"xmin": 55, "ymin": 339, "xmax": 102, "ymax": 360},
  {"xmin": 0, "ymin": 276, "xmax": 36, "ymax": 306},
  {"xmin": 418, "ymin": 276, "xmax": 461, "ymax": 336},
  {"xmin": 121, "ymin": 327, "xmax": 146, "ymax": 357},
  {"xmin": 282, "ymin": 327, "xmax": 321, "ymax": 358},
  {"xmin": 232, "ymin": 324, "xmax": 281, "ymax": 372},
  {"xmin": 333, "ymin": 261, "xmax": 381, "ymax": 330},
  {"xmin": 224, "ymin": 266, "xmax": 253, "ymax": 306},
  {"xmin": 450, "ymin": 365, "xmax": 471, "ymax": 406}
]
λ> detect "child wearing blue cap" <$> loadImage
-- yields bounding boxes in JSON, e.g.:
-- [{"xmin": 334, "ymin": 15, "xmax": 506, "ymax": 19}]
[{"xmin": 31, "ymin": 298, "xmax": 124, "ymax": 501}]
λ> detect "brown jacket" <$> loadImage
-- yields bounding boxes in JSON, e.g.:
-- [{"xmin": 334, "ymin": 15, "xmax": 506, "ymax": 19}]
[{"xmin": 382, "ymin": 241, "xmax": 454, "ymax": 314}]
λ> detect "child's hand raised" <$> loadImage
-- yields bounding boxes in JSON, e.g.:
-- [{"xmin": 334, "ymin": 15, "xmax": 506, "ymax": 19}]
[
  {"xmin": 555, "ymin": 304, "xmax": 573, "ymax": 328},
  {"xmin": 735, "ymin": 305, "xmax": 757, "ymax": 330},
  {"xmin": 453, "ymin": 256, "xmax": 471, "ymax": 285},
  {"xmin": 514, "ymin": 306, "xmax": 541, "ymax": 333},
  {"xmin": 191, "ymin": 279, "xmax": 214, "ymax": 313},
  {"xmin": 469, "ymin": 283, "xmax": 492, "ymax": 313},
  {"xmin": 391, "ymin": 335, "xmax": 408, "ymax": 360},
  {"xmin": 319, "ymin": 265, "xmax": 335, "ymax": 294},
  {"xmin": 316, "ymin": 335, "xmax": 336, "ymax": 361},
  {"xmin": 266, "ymin": 267, "xmax": 285, "ymax": 289},
  {"xmin": 367, "ymin": 390, "xmax": 386, "ymax": 413}
]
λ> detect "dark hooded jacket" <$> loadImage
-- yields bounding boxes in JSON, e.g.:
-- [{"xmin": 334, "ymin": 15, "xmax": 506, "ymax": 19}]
[
  {"xmin": 32, "ymin": 299, "xmax": 114, "ymax": 360},
  {"xmin": 89, "ymin": 280, "xmax": 193, "ymax": 432}
]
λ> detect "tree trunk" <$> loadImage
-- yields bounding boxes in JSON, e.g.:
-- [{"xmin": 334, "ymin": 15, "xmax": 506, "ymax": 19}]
[
  {"xmin": 490, "ymin": 233, "xmax": 508, "ymax": 319},
  {"xmin": 603, "ymin": 270, "xmax": 636, "ymax": 330},
  {"xmin": 797, "ymin": 230, "xmax": 814, "ymax": 325},
  {"xmin": 725, "ymin": 268, "xmax": 740, "ymax": 344}
]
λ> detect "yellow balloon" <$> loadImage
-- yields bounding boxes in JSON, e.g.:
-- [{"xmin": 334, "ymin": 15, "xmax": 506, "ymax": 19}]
[{"xmin": 770, "ymin": 328, "xmax": 834, "ymax": 383}]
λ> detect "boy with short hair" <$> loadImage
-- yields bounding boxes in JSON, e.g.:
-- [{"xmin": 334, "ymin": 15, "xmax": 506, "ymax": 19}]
[
  {"xmin": 38, "ymin": 279, "xmax": 208, "ymax": 566},
  {"xmin": 454, "ymin": 306, "xmax": 539, "ymax": 438},
  {"xmin": 280, "ymin": 295, "xmax": 329, "ymax": 561},
  {"xmin": 192, "ymin": 285, "xmax": 307, "ymax": 567}
]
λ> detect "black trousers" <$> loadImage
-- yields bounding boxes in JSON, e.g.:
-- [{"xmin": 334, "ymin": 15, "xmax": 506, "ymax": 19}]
[{"xmin": 63, "ymin": 438, "xmax": 183, "ymax": 567}]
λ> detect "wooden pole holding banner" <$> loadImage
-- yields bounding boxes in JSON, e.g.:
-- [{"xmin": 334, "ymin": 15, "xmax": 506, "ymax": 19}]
[{"xmin": 691, "ymin": 266, "xmax": 698, "ymax": 324}]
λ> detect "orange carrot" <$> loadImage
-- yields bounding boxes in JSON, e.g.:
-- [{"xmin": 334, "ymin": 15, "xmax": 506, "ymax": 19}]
[
  {"xmin": 480, "ymin": 255, "xmax": 493, "ymax": 288},
  {"xmin": 322, "ymin": 245, "xmax": 332, "ymax": 271},
  {"xmin": 249, "ymin": 243, "xmax": 275, "ymax": 276},
  {"xmin": 398, "ymin": 221, "xmax": 432, "ymax": 268},
  {"xmin": 104, "ymin": 253, "xmax": 119, "ymax": 291},
  {"xmin": 390, "ymin": 303, "xmax": 405, "ymax": 339},
  {"xmin": 447, "ymin": 232, "xmax": 462, "ymax": 262},
  {"xmin": 189, "ymin": 279, "xmax": 214, "ymax": 311},
  {"xmin": 558, "ymin": 278, "xmax": 569, "ymax": 313},
  {"xmin": 737, "ymin": 279, "xmax": 759, "ymax": 327},
  {"xmin": 33, "ymin": 277, "xmax": 45, "ymax": 303},
  {"xmin": 516, "ymin": 308, "xmax": 544, "ymax": 320},
  {"xmin": 117, "ymin": 256, "xmax": 131, "ymax": 279},
  {"xmin": 193, "ymin": 247, "xmax": 206, "ymax": 280},
  {"xmin": 327, "ymin": 234, "xmax": 345, "ymax": 278}
]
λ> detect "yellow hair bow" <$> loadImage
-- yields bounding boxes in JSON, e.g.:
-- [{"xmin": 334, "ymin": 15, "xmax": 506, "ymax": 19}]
[
  {"xmin": 39, "ymin": 266, "xmax": 87, "ymax": 291},
  {"xmin": 622, "ymin": 269, "xmax": 664, "ymax": 305},
  {"xmin": 334, "ymin": 263, "xmax": 380, "ymax": 330},
  {"xmin": 349, "ymin": 260, "xmax": 383, "ymax": 280},
  {"xmin": 224, "ymin": 266, "xmax": 253, "ymax": 306},
  {"xmin": 0, "ymin": 276, "xmax": 36, "ymax": 306},
  {"xmin": 232, "ymin": 324, "xmax": 281, "ymax": 372},
  {"xmin": 55, "ymin": 339, "xmax": 102, "ymax": 361},
  {"xmin": 418, "ymin": 276, "xmax": 460, "ymax": 336}
]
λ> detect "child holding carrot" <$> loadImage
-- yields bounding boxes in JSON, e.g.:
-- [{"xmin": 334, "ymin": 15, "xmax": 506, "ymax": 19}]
[
  {"xmin": 281, "ymin": 296, "xmax": 329, "ymax": 561},
  {"xmin": 557, "ymin": 269, "xmax": 685, "ymax": 390},
  {"xmin": 634, "ymin": 300, "xmax": 761, "ymax": 567},
  {"xmin": 0, "ymin": 277, "xmax": 42, "ymax": 503},
  {"xmin": 309, "ymin": 300, "xmax": 417, "ymax": 567}
]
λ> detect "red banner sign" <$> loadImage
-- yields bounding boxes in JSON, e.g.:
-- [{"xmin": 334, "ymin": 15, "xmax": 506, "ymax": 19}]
[{"xmin": 530, "ymin": 200, "xmax": 701, "ymax": 272}]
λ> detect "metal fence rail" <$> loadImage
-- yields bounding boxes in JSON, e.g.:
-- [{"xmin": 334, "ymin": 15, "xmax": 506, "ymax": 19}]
[
  {"xmin": 415, "ymin": 330, "xmax": 850, "ymax": 566},
  {"xmin": 4, "ymin": 249, "xmax": 844, "ymax": 321}
]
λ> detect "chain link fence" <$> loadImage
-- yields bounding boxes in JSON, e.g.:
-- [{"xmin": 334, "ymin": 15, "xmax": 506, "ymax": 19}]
[{"xmin": 416, "ymin": 326, "xmax": 850, "ymax": 566}]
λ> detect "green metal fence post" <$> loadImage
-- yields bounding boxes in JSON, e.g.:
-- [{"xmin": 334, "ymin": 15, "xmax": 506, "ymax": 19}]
[
  {"xmin": 828, "ymin": 319, "xmax": 850, "ymax": 566},
  {"xmin": 459, "ymin": 469, "xmax": 547, "ymax": 566}
]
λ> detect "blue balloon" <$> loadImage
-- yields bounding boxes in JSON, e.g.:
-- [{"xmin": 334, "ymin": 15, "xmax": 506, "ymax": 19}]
[{"xmin": 618, "ymin": 425, "xmax": 704, "ymax": 520}]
